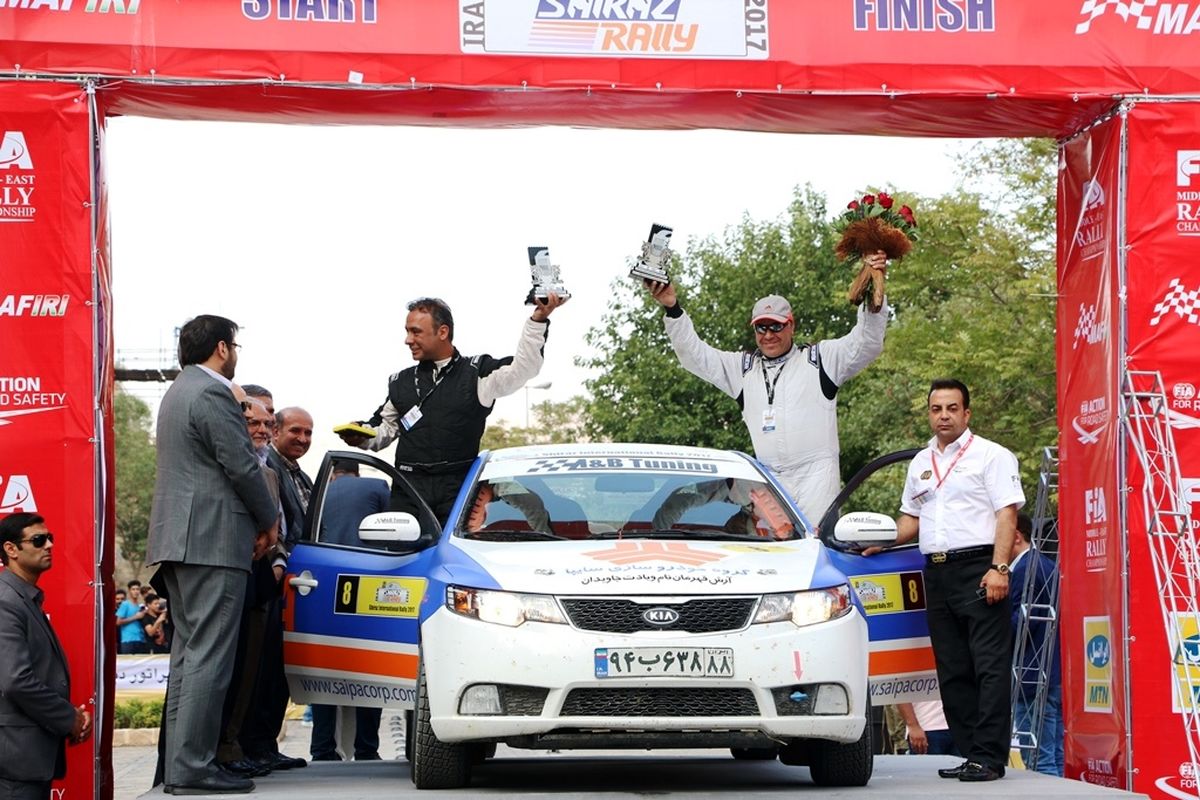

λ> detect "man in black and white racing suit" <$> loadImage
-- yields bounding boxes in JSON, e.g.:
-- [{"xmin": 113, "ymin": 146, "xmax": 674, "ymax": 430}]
[{"xmin": 643, "ymin": 252, "xmax": 888, "ymax": 524}]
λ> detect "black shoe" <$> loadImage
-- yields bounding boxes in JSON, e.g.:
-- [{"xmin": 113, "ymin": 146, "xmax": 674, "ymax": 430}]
[
  {"xmin": 354, "ymin": 752, "xmax": 381, "ymax": 760},
  {"xmin": 165, "ymin": 773, "xmax": 255, "ymax": 795},
  {"xmin": 220, "ymin": 758, "xmax": 270, "ymax": 778},
  {"xmin": 310, "ymin": 752, "xmax": 342, "ymax": 762},
  {"xmin": 937, "ymin": 760, "xmax": 969, "ymax": 779},
  {"xmin": 958, "ymin": 761, "xmax": 1003, "ymax": 782},
  {"xmin": 260, "ymin": 751, "xmax": 307, "ymax": 771}
]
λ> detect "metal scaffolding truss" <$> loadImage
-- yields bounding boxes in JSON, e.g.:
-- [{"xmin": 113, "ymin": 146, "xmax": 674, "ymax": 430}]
[
  {"xmin": 1121, "ymin": 369, "xmax": 1200, "ymax": 789},
  {"xmin": 1011, "ymin": 446, "xmax": 1061, "ymax": 770}
]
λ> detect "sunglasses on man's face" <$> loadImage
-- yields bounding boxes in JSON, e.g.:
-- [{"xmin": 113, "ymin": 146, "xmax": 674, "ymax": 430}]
[
  {"xmin": 754, "ymin": 321, "xmax": 789, "ymax": 334},
  {"xmin": 20, "ymin": 533, "xmax": 54, "ymax": 548}
]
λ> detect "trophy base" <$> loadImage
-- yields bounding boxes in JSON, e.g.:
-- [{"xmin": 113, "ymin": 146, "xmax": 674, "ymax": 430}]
[
  {"xmin": 629, "ymin": 265, "xmax": 671, "ymax": 285},
  {"xmin": 526, "ymin": 287, "xmax": 572, "ymax": 304}
]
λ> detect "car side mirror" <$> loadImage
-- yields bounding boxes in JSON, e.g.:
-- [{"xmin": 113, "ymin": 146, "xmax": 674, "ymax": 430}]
[
  {"xmin": 833, "ymin": 512, "xmax": 897, "ymax": 545},
  {"xmin": 359, "ymin": 512, "xmax": 423, "ymax": 545}
]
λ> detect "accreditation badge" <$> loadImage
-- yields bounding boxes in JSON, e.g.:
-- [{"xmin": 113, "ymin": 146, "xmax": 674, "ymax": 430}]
[
  {"xmin": 401, "ymin": 406, "xmax": 423, "ymax": 431},
  {"xmin": 761, "ymin": 408, "xmax": 777, "ymax": 433}
]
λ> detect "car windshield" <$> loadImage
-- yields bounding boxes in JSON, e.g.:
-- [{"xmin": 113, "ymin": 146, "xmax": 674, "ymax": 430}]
[{"xmin": 456, "ymin": 450, "xmax": 806, "ymax": 542}]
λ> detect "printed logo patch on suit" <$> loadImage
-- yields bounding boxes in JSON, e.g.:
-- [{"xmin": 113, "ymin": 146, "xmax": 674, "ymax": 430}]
[{"xmin": 920, "ymin": 470, "xmax": 932, "ymax": 480}]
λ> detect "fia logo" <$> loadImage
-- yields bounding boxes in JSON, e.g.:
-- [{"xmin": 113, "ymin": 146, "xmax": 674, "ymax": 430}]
[
  {"xmin": 1180, "ymin": 151, "xmax": 1200, "ymax": 187},
  {"xmin": 0, "ymin": 474, "xmax": 37, "ymax": 514},
  {"xmin": 1085, "ymin": 486, "xmax": 1107, "ymax": 525},
  {"xmin": 0, "ymin": 132, "xmax": 32, "ymax": 170}
]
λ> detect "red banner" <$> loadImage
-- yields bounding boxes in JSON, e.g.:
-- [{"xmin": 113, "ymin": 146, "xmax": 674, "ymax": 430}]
[
  {"xmin": 0, "ymin": 82, "xmax": 103, "ymax": 799},
  {"xmin": 1057, "ymin": 114, "xmax": 1125, "ymax": 789},
  {"xmin": 1122, "ymin": 100, "xmax": 1200, "ymax": 800},
  {"xmin": 4, "ymin": 2, "xmax": 1200, "ymax": 136}
]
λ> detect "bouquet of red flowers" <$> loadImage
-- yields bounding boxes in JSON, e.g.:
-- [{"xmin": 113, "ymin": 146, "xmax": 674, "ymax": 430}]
[{"xmin": 834, "ymin": 191, "xmax": 918, "ymax": 313}]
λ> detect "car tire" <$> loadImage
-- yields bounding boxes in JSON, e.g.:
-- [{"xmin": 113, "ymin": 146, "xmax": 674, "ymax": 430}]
[
  {"xmin": 807, "ymin": 720, "xmax": 873, "ymax": 787},
  {"xmin": 411, "ymin": 664, "xmax": 471, "ymax": 789},
  {"xmin": 730, "ymin": 746, "xmax": 779, "ymax": 761},
  {"xmin": 403, "ymin": 710, "xmax": 414, "ymax": 763}
]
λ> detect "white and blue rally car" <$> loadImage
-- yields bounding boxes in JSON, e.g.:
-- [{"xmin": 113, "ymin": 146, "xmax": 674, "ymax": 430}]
[{"xmin": 281, "ymin": 443, "xmax": 933, "ymax": 789}]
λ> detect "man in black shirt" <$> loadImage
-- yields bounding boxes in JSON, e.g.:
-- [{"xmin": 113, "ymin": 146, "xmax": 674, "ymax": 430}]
[{"xmin": 339, "ymin": 295, "xmax": 566, "ymax": 523}]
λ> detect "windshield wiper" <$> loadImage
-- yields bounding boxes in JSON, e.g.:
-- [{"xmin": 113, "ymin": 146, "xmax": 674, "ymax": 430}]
[
  {"xmin": 463, "ymin": 529, "xmax": 567, "ymax": 542},
  {"xmin": 592, "ymin": 529, "xmax": 766, "ymax": 541}
]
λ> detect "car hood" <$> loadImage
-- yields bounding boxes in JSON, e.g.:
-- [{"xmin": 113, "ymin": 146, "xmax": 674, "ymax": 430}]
[{"xmin": 447, "ymin": 537, "xmax": 838, "ymax": 595}]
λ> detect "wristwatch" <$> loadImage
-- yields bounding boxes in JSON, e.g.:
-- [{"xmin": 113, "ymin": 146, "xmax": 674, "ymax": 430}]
[{"xmin": 990, "ymin": 563, "xmax": 1010, "ymax": 575}]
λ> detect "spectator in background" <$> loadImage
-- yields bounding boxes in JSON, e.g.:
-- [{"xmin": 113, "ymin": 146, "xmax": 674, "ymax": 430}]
[
  {"xmin": 1011, "ymin": 512, "xmax": 1063, "ymax": 776},
  {"xmin": 142, "ymin": 593, "xmax": 172, "ymax": 655},
  {"xmin": 115, "ymin": 579, "xmax": 151, "ymax": 655},
  {"xmin": 898, "ymin": 700, "xmax": 960, "ymax": 756},
  {"xmin": 114, "ymin": 587, "xmax": 126, "ymax": 608}
]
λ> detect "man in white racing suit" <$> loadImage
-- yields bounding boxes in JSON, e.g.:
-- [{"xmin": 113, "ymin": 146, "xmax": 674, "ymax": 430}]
[{"xmin": 643, "ymin": 252, "xmax": 888, "ymax": 524}]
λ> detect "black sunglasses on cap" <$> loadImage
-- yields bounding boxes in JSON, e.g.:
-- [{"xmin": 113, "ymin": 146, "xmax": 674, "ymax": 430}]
[
  {"xmin": 753, "ymin": 321, "xmax": 789, "ymax": 334},
  {"xmin": 19, "ymin": 532, "xmax": 54, "ymax": 548}
]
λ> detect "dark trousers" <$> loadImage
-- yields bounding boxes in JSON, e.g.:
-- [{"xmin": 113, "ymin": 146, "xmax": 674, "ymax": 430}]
[
  {"xmin": 923, "ymin": 555, "xmax": 1012, "ymax": 770},
  {"xmin": 239, "ymin": 595, "xmax": 290, "ymax": 758},
  {"xmin": 119, "ymin": 640, "xmax": 151, "ymax": 655},
  {"xmin": 0, "ymin": 777, "xmax": 50, "ymax": 800},
  {"xmin": 391, "ymin": 466, "xmax": 470, "ymax": 527},
  {"xmin": 310, "ymin": 705, "xmax": 382, "ymax": 759}
]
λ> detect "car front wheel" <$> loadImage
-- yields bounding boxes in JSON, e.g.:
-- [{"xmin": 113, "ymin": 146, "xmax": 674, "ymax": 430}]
[
  {"xmin": 411, "ymin": 664, "xmax": 471, "ymax": 789},
  {"xmin": 807, "ymin": 720, "xmax": 873, "ymax": 787}
]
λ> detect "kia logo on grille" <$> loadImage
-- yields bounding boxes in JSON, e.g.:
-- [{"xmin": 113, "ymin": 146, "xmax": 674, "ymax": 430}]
[{"xmin": 642, "ymin": 607, "xmax": 680, "ymax": 626}]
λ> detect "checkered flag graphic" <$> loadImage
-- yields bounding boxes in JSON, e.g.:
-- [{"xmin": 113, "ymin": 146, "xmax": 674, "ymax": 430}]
[
  {"xmin": 528, "ymin": 458, "xmax": 572, "ymax": 473},
  {"xmin": 1073, "ymin": 303, "xmax": 1098, "ymax": 349},
  {"xmin": 1150, "ymin": 279, "xmax": 1200, "ymax": 326},
  {"xmin": 1075, "ymin": 0, "xmax": 1159, "ymax": 33}
]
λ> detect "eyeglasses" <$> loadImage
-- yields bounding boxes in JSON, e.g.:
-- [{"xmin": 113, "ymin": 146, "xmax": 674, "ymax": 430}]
[
  {"xmin": 753, "ymin": 321, "xmax": 789, "ymax": 334},
  {"xmin": 19, "ymin": 532, "xmax": 54, "ymax": 548},
  {"xmin": 226, "ymin": 341, "xmax": 242, "ymax": 351},
  {"xmin": 246, "ymin": 419, "xmax": 274, "ymax": 429}
]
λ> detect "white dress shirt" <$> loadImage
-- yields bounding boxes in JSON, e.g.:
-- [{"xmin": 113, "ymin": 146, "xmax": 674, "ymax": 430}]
[{"xmin": 900, "ymin": 427, "xmax": 1025, "ymax": 554}]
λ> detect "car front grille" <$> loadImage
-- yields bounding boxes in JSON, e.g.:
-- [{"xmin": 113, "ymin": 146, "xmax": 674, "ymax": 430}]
[
  {"xmin": 560, "ymin": 687, "xmax": 759, "ymax": 717},
  {"xmin": 499, "ymin": 685, "xmax": 549, "ymax": 716},
  {"xmin": 560, "ymin": 597, "xmax": 757, "ymax": 633}
]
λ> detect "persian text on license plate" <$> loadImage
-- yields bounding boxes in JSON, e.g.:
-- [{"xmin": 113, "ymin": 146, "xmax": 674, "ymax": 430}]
[{"xmin": 594, "ymin": 647, "xmax": 734, "ymax": 678}]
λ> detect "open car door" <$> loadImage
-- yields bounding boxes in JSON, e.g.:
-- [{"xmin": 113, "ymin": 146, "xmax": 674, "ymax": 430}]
[
  {"xmin": 282, "ymin": 450, "xmax": 442, "ymax": 713},
  {"xmin": 817, "ymin": 449, "xmax": 940, "ymax": 706}
]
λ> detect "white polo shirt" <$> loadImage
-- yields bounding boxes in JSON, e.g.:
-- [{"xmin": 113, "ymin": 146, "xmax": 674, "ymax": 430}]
[{"xmin": 900, "ymin": 428, "xmax": 1025, "ymax": 555}]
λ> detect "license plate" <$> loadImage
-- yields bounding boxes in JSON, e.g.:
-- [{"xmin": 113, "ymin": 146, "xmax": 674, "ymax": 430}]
[{"xmin": 594, "ymin": 647, "xmax": 734, "ymax": 678}]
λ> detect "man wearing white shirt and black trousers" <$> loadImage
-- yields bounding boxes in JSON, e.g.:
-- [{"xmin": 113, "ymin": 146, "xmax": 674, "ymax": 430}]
[{"xmin": 869, "ymin": 378, "xmax": 1024, "ymax": 782}]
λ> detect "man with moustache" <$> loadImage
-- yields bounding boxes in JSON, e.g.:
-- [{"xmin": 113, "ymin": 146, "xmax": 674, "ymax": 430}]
[
  {"xmin": 868, "ymin": 378, "xmax": 1024, "ymax": 782},
  {"xmin": 238, "ymin": 406, "xmax": 314, "ymax": 774},
  {"xmin": 0, "ymin": 512, "xmax": 92, "ymax": 800},
  {"xmin": 642, "ymin": 253, "xmax": 888, "ymax": 523},
  {"xmin": 146, "ymin": 314, "xmax": 278, "ymax": 795},
  {"xmin": 338, "ymin": 295, "xmax": 566, "ymax": 524}
]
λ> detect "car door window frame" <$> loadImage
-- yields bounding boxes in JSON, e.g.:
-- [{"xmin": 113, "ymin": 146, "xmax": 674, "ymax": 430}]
[
  {"xmin": 817, "ymin": 448, "xmax": 922, "ymax": 553},
  {"xmin": 301, "ymin": 449, "xmax": 442, "ymax": 552}
]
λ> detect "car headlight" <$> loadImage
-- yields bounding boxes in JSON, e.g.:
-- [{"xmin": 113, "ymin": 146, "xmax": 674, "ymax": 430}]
[
  {"xmin": 446, "ymin": 586, "xmax": 567, "ymax": 627},
  {"xmin": 753, "ymin": 585, "xmax": 854, "ymax": 627}
]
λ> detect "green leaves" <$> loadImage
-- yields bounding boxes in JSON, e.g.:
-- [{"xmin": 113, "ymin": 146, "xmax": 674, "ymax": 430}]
[
  {"xmin": 582, "ymin": 140, "xmax": 1058, "ymax": 497},
  {"xmin": 115, "ymin": 387, "xmax": 156, "ymax": 575}
]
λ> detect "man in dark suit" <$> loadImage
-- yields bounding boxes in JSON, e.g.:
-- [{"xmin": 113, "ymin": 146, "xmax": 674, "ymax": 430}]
[
  {"xmin": 0, "ymin": 512, "xmax": 91, "ymax": 800},
  {"xmin": 146, "ymin": 314, "xmax": 278, "ymax": 795},
  {"xmin": 238, "ymin": 406, "xmax": 314, "ymax": 772}
]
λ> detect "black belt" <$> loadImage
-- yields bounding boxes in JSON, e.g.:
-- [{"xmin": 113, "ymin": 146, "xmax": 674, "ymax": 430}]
[{"xmin": 924, "ymin": 544, "xmax": 993, "ymax": 565}]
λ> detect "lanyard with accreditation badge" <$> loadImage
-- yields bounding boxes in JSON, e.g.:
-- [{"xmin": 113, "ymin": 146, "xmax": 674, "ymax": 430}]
[
  {"xmin": 401, "ymin": 358, "xmax": 455, "ymax": 431},
  {"xmin": 912, "ymin": 433, "xmax": 974, "ymax": 507},
  {"xmin": 760, "ymin": 358, "xmax": 786, "ymax": 433}
]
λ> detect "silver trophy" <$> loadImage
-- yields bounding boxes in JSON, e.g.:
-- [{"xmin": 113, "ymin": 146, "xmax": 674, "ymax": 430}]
[
  {"xmin": 526, "ymin": 246, "xmax": 571, "ymax": 305},
  {"xmin": 629, "ymin": 223, "xmax": 673, "ymax": 284}
]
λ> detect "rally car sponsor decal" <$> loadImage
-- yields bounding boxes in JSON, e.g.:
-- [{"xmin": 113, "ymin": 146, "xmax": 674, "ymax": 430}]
[
  {"xmin": 333, "ymin": 574, "xmax": 425, "ymax": 618},
  {"xmin": 850, "ymin": 572, "xmax": 927, "ymax": 615}
]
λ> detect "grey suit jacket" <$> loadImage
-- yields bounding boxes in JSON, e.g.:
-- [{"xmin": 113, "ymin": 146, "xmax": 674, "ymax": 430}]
[
  {"xmin": 0, "ymin": 569, "xmax": 76, "ymax": 782},
  {"xmin": 146, "ymin": 365, "xmax": 277, "ymax": 570}
]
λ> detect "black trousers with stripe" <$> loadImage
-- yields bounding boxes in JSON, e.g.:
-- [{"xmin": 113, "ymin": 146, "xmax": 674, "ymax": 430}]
[{"xmin": 923, "ymin": 553, "xmax": 1013, "ymax": 770}]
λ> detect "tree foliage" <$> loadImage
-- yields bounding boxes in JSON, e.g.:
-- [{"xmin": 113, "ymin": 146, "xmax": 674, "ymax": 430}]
[
  {"xmin": 481, "ymin": 396, "xmax": 589, "ymax": 450},
  {"xmin": 114, "ymin": 387, "xmax": 156, "ymax": 575},
  {"xmin": 582, "ymin": 139, "xmax": 1058, "ymax": 510}
]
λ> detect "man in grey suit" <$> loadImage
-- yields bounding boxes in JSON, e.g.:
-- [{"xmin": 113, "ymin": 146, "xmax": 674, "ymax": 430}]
[
  {"xmin": 147, "ymin": 315, "xmax": 278, "ymax": 795},
  {"xmin": 0, "ymin": 512, "xmax": 91, "ymax": 800}
]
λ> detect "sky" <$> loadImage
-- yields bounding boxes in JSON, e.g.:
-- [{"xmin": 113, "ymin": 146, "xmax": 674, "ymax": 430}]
[{"xmin": 105, "ymin": 118, "xmax": 988, "ymax": 473}]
